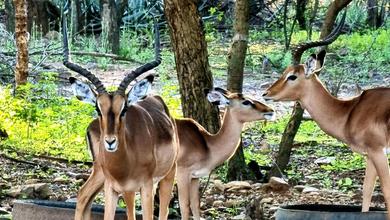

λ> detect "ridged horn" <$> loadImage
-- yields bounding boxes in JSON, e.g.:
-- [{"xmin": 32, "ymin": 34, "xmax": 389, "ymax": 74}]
[
  {"xmin": 291, "ymin": 9, "xmax": 347, "ymax": 65},
  {"xmin": 116, "ymin": 18, "xmax": 161, "ymax": 95},
  {"xmin": 62, "ymin": 8, "xmax": 107, "ymax": 94}
]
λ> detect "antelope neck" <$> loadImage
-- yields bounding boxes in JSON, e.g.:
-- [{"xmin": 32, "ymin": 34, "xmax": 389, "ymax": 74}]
[
  {"xmin": 299, "ymin": 76, "xmax": 357, "ymax": 143},
  {"xmin": 206, "ymin": 108, "xmax": 244, "ymax": 166}
]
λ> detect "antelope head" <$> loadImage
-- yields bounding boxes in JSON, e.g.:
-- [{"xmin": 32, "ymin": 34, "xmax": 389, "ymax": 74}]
[
  {"xmin": 263, "ymin": 11, "xmax": 346, "ymax": 102},
  {"xmin": 206, "ymin": 88, "xmax": 275, "ymax": 122},
  {"xmin": 62, "ymin": 13, "xmax": 161, "ymax": 153}
]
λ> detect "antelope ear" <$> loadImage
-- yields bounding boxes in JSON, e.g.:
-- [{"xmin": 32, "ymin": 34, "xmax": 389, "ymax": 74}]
[
  {"xmin": 69, "ymin": 77, "xmax": 97, "ymax": 105},
  {"xmin": 304, "ymin": 54, "xmax": 317, "ymax": 77},
  {"xmin": 127, "ymin": 75, "xmax": 154, "ymax": 104},
  {"xmin": 304, "ymin": 50, "xmax": 326, "ymax": 77},
  {"xmin": 206, "ymin": 88, "xmax": 230, "ymax": 106}
]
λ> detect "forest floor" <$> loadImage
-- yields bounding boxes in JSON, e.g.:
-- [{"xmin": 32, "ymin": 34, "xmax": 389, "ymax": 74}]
[{"xmin": 0, "ymin": 138, "xmax": 387, "ymax": 220}]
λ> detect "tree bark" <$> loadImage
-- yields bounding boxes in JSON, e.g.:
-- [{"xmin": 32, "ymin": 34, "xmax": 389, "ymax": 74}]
[
  {"xmin": 296, "ymin": 0, "xmax": 308, "ymax": 30},
  {"xmin": 269, "ymin": 0, "xmax": 352, "ymax": 178},
  {"xmin": 71, "ymin": 0, "xmax": 82, "ymax": 37},
  {"xmin": 164, "ymin": 0, "xmax": 220, "ymax": 134},
  {"xmin": 13, "ymin": 0, "xmax": 29, "ymax": 86},
  {"xmin": 319, "ymin": 0, "xmax": 352, "ymax": 39},
  {"xmin": 269, "ymin": 103, "xmax": 304, "ymax": 177},
  {"xmin": 101, "ymin": 0, "xmax": 120, "ymax": 54},
  {"xmin": 367, "ymin": 0, "xmax": 378, "ymax": 28},
  {"xmin": 27, "ymin": 0, "xmax": 49, "ymax": 34},
  {"xmin": 226, "ymin": 0, "xmax": 254, "ymax": 181},
  {"xmin": 5, "ymin": 0, "xmax": 15, "ymax": 32}
]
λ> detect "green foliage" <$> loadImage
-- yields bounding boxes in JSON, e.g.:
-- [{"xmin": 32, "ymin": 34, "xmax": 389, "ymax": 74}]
[
  {"xmin": 321, "ymin": 153, "xmax": 365, "ymax": 172},
  {"xmin": 0, "ymin": 73, "xmax": 94, "ymax": 161}
]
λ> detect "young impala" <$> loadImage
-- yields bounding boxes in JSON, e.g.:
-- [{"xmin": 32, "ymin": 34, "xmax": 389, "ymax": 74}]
[
  {"xmin": 263, "ymin": 11, "xmax": 390, "ymax": 218},
  {"xmin": 174, "ymin": 88, "xmax": 274, "ymax": 219},
  {"xmin": 62, "ymin": 13, "xmax": 178, "ymax": 220}
]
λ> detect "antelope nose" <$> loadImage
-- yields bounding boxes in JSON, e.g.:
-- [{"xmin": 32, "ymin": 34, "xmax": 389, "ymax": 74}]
[
  {"xmin": 262, "ymin": 91, "xmax": 268, "ymax": 97},
  {"xmin": 105, "ymin": 136, "xmax": 116, "ymax": 145}
]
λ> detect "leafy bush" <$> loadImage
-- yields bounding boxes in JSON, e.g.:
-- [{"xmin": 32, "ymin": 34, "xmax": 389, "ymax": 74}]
[{"xmin": 0, "ymin": 73, "xmax": 95, "ymax": 161}]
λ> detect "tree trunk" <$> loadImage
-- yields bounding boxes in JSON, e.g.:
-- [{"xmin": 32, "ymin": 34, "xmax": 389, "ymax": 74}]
[
  {"xmin": 367, "ymin": 0, "xmax": 378, "ymax": 28},
  {"xmin": 71, "ymin": 0, "xmax": 82, "ymax": 37},
  {"xmin": 27, "ymin": 0, "xmax": 49, "ymax": 34},
  {"xmin": 13, "ymin": 0, "xmax": 29, "ymax": 86},
  {"xmin": 5, "ymin": 0, "xmax": 15, "ymax": 32},
  {"xmin": 296, "ymin": 0, "xmax": 308, "ymax": 30},
  {"xmin": 164, "ymin": 0, "xmax": 220, "ymax": 134},
  {"xmin": 319, "ymin": 0, "xmax": 352, "ymax": 39},
  {"xmin": 269, "ymin": 0, "xmax": 352, "ymax": 179},
  {"xmin": 226, "ymin": 0, "xmax": 254, "ymax": 181},
  {"xmin": 101, "ymin": 0, "xmax": 119, "ymax": 54},
  {"xmin": 269, "ymin": 103, "xmax": 304, "ymax": 177}
]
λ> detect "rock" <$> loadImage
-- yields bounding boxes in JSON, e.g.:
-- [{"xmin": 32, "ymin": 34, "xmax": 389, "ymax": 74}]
[
  {"xmin": 231, "ymin": 213, "xmax": 246, "ymax": 219},
  {"xmin": 293, "ymin": 185, "xmax": 305, "ymax": 192},
  {"xmin": 302, "ymin": 186, "xmax": 319, "ymax": 194},
  {"xmin": 225, "ymin": 181, "xmax": 252, "ymax": 192},
  {"xmin": 224, "ymin": 199, "xmax": 243, "ymax": 208},
  {"xmin": 268, "ymin": 177, "xmax": 289, "ymax": 192},
  {"xmin": 314, "ymin": 157, "xmax": 335, "ymax": 165},
  {"xmin": 260, "ymin": 198, "xmax": 273, "ymax": 204},
  {"xmin": 53, "ymin": 176, "xmax": 68, "ymax": 184},
  {"xmin": 213, "ymin": 180, "xmax": 225, "ymax": 193},
  {"xmin": 205, "ymin": 196, "xmax": 215, "ymax": 206},
  {"xmin": 66, "ymin": 197, "xmax": 78, "ymax": 203},
  {"xmin": 7, "ymin": 183, "xmax": 51, "ymax": 199},
  {"xmin": 212, "ymin": 200, "xmax": 224, "ymax": 207},
  {"xmin": 25, "ymin": 179, "xmax": 40, "ymax": 185}
]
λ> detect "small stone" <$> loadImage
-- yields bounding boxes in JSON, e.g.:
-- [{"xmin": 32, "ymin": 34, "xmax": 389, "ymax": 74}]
[
  {"xmin": 314, "ymin": 157, "xmax": 335, "ymax": 165},
  {"xmin": 53, "ymin": 176, "xmax": 68, "ymax": 184},
  {"xmin": 268, "ymin": 177, "xmax": 289, "ymax": 192},
  {"xmin": 205, "ymin": 196, "xmax": 215, "ymax": 206},
  {"xmin": 260, "ymin": 197, "xmax": 273, "ymax": 204},
  {"xmin": 225, "ymin": 181, "xmax": 252, "ymax": 192},
  {"xmin": 212, "ymin": 200, "xmax": 224, "ymax": 207},
  {"xmin": 224, "ymin": 199, "xmax": 243, "ymax": 208},
  {"xmin": 294, "ymin": 185, "xmax": 305, "ymax": 192},
  {"xmin": 25, "ymin": 179, "xmax": 40, "ymax": 185},
  {"xmin": 66, "ymin": 197, "xmax": 78, "ymax": 203},
  {"xmin": 213, "ymin": 180, "xmax": 225, "ymax": 193},
  {"xmin": 302, "ymin": 186, "xmax": 319, "ymax": 193},
  {"xmin": 231, "ymin": 213, "xmax": 246, "ymax": 219}
]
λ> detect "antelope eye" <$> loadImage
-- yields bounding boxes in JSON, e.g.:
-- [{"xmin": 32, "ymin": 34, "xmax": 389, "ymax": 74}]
[
  {"xmin": 242, "ymin": 100, "xmax": 252, "ymax": 106},
  {"xmin": 287, "ymin": 75, "xmax": 298, "ymax": 81}
]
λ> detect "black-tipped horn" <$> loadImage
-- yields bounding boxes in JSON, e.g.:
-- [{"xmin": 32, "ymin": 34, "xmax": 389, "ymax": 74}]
[
  {"xmin": 291, "ymin": 9, "xmax": 347, "ymax": 65},
  {"xmin": 62, "ymin": 8, "xmax": 106, "ymax": 94},
  {"xmin": 117, "ymin": 18, "xmax": 162, "ymax": 95}
]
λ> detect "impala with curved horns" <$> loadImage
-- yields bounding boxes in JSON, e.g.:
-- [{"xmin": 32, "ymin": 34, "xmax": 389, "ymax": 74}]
[
  {"xmin": 263, "ymin": 11, "xmax": 390, "ymax": 217},
  {"xmin": 62, "ymin": 12, "xmax": 179, "ymax": 220}
]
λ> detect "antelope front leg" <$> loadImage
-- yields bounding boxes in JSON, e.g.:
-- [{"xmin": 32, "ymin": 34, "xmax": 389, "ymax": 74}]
[
  {"xmin": 189, "ymin": 178, "xmax": 201, "ymax": 220},
  {"xmin": 123, "ymin": 191, "xmax": 136, "ymax": 220},
  {"xmin": 75, "ymin": 164, "xmax": 104, "ymax": 220},
  {"xmin": 177, "ymin": 170, "xmax": 191, "ymax": 220},
  {"xmin": 141, "ymin": 180, "xmax": 154, "ymax": 220},
  {"xmin": 362, "ymin": 158, "xmax": 377, "ymax": 212},
  {"xmin": 158, "ymin": 165, "xmax": 176, "ymax": 220},
  {"xmin": 369, "ymin": 150, "xmax": 390, "ymax": 219},
  {"xmin": 104, "ymin": 183, "xmax": 119, "ymax": 220}
]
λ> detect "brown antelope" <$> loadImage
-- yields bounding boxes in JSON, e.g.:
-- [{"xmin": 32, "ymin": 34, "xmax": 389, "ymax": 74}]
[
  {"xmin": 263, "ymin": 11, "xmax": 390, "ymax": 217},
  {"xmin": 62, "ymin": 13, "xmax": 179, "ymax": 220},
  {"xmin": 175, "ymin": 88, "xmax": 274, "ymax": 219}
]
